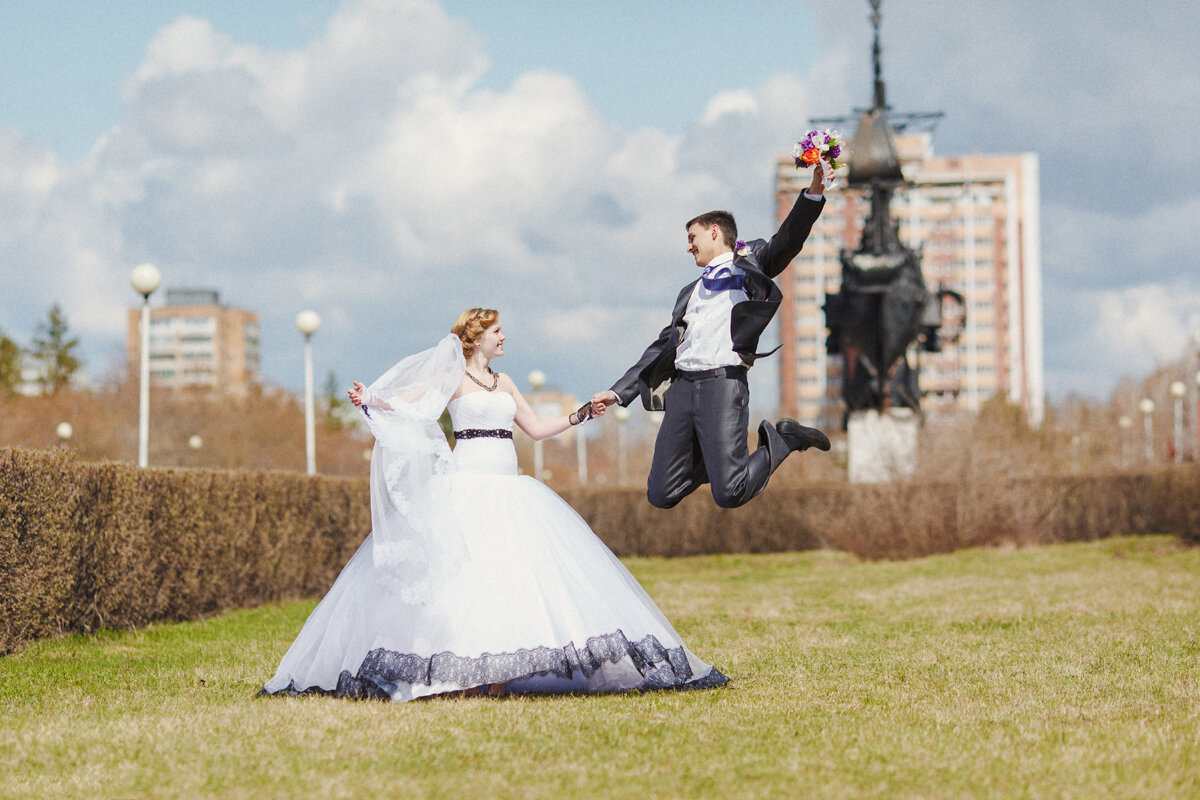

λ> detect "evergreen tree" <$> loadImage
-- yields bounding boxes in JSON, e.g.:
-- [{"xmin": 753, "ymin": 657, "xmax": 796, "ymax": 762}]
[
  {"xmin": 31, "ymin": 303, "xmax": 81, "ymax": 395},
  {"xmin": 322, "ymin": 370, "xmax": 349, "ymax": 430},
  {"xmin": 0, "ymin": 332, "xmax": 22, "ymax": 395}
]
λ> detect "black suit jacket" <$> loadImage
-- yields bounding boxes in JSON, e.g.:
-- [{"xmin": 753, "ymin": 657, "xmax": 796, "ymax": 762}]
[{"xmin": 611, "ymin": 193, "xmax": 825, "ymax": 410}]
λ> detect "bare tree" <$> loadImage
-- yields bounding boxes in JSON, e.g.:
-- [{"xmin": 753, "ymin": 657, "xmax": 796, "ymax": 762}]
[{"xmin": 322, "ymin": 370, "xmax": 351, "ymax": 431}]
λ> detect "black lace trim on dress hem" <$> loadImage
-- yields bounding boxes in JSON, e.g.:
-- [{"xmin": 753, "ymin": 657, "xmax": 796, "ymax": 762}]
[{"xmin": 258, "ymin": 630, "xmax": 729, "ymax": 700}]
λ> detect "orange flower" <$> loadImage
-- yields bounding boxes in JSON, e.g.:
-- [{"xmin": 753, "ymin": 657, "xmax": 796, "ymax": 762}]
[{"xmin": 802, "ymin": 148, "xmax": 821, "ymax": 165}]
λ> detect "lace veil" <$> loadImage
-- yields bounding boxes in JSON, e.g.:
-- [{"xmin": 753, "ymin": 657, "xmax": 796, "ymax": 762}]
[{"xmin": 358, "ymin": 333, "xmax": 467, "ymax": 603}]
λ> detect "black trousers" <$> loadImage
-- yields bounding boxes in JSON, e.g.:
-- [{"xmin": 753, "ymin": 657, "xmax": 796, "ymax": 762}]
[{"xmin": 647, "ymin": 369, "xmax": 789, "ymax": 509}]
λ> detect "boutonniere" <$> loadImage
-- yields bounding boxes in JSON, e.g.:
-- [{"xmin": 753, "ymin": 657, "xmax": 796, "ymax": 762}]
[{"xmin": 735, "ymin": 239, "xmax": 750, "ymax": 257}]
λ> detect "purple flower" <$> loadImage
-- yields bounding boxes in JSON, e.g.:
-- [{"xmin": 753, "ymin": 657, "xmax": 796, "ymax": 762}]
[
  {"xmin": 793, "ymin": 129, "xmax": 847, "ymax": 175},
  {"xmin": 735, "ymin": 240, "xmax": 746, "ymax": 250}
]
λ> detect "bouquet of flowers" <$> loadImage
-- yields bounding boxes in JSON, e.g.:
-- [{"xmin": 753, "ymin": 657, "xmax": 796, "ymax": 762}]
[{"xmin": 792, "ymin": 129, "xmax": 848, "ymax": 190}]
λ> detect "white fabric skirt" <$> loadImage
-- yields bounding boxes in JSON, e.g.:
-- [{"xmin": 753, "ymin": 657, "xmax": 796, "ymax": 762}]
[{"xmin": 261, "ymin": 469, "xmax": 727, "ymax": 701}]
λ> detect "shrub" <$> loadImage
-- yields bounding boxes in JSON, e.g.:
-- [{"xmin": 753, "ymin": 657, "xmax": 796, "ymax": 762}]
[
  {"xmin": 1, "ymin": 448, "xmax": 368, "ymax": 654},
  {"xmin": 2, "ymin": 447, "xmax": 1197, "ymax": 653}
]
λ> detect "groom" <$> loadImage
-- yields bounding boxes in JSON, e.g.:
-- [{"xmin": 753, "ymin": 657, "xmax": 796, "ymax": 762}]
[{"xmin": 591, "ymin": 165, "xmax": 831, "ymax": 509}]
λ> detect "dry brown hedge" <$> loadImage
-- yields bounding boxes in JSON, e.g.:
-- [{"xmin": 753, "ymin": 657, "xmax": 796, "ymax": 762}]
[
  {"xmin": 3, "ymin": 448, "xmax": 1198, "ymax": 654},
  {"xmin": 1, "ymin": 448, "xmax": 368, "ymax": 654},
  {"xmin": 559, "ymin": 467, "xmax": 1200, "ymax": 558}
]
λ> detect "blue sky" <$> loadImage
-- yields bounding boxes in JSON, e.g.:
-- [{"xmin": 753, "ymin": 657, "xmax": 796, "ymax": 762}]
[
  {"xmin": 0, "ymin": 2, "xmax": 338, "ymax": 157},
  {"xmin": 1, "ymin": 1, "xmax": 822, "ymax": 157},
  {"xmin": 1, "ymin": 0, "xmax": 1198, "ymax": 417}
]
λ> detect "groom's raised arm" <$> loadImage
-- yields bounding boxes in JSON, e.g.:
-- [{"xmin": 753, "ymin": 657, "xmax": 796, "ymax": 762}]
[{"xmin": 758, "ymin": 165, "xmax": 827, "ymax": 279}]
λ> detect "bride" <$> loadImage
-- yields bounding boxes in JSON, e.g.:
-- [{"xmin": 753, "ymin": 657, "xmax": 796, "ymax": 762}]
[{"xmin": 260, "ymin": 307, "xmax": 728, "ymax": 701}]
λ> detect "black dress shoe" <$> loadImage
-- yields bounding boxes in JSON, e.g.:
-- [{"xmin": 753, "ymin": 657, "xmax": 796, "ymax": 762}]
[{"xmin": 776, "ymin": 419, "xmax": 831, "ymax": 452}]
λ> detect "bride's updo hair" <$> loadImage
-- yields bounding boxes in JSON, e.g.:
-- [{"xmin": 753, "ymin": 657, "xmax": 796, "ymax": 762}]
[{"xmin": 451, "ymin": 307, "xmax": 500, "ymax": 358}]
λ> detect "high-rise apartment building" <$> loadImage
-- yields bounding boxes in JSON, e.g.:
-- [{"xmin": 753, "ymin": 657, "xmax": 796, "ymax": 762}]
[
  {"xmin": 126, "ymin": 289, "xmax": 260, "ymax": 396},
  {"xmin": 777, "ymin": 133, "xmax": 1044, "ymax": 429}
]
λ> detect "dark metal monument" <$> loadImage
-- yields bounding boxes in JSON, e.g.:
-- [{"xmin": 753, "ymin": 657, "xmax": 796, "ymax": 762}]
[{"xmin": 818, "ymin": 0, "xmax": 961, "ymax": 424}]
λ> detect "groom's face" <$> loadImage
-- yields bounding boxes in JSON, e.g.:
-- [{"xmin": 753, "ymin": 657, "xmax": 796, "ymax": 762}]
[{"xmin": 686, "ymin": 222, "xmax": 723, "ymax": 268}]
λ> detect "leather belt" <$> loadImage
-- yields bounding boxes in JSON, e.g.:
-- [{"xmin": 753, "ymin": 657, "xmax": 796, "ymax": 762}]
[{"xmin": 676, "ymin": 366, "xmax": 747, "ymax": 381}]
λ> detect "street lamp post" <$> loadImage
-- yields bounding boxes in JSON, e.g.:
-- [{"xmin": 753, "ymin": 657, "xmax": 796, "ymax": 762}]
[
  {"xmin": 1138, "ymin": 398, "xmax": 1156, "ymax": 463},
  {"xmin": 130, "ymin": 263, "xmax": 161, "ymax": 468},
  {"xmin": 528, "ymin": 370, "xmax": 546, "ymax": 481},
  {"xmin": 1190, "ymin": 371, "xmax": 1200, "ymax": 462},
  {"xmin": 1117, "ymin": 415, "xmax": 1132, "ymax": 468},
  {"xmin": 614, "ymin": 406, "xmax": 630, "ymax": 486},
  {"xmin": 1170, "ymin": 381, "xmax": 1186, "ymax": 464},
  {"xmin": 188, "ymin": 434, "xmax": 203, "ymax": 468},
  {"xmin": 296, "ymin": 310, "xmax": 321, "ymax": 476}
]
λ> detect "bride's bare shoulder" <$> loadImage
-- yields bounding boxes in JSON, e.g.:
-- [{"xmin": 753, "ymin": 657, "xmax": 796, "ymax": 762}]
[{"xmin": 493, "ymin": 373, "xmax": 523, "ymax": 398}]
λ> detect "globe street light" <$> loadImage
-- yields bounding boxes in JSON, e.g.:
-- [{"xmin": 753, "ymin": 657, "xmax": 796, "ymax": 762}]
[
  {"xmin": 528, "ymin": 370, "xmax": 546, "ymax": 482},
  {"xmin": 296, "ymin": 310, "xmax": 321, "ymax": 476},
  {"xmin": 56, "ymin": 421, "xmax": 73, "ymax": 449},
  {"xmin": 130, "ymin": 263, "xmax": 161, "ymax": 468},
  {"xmin": 1138, "ymin": 397, "xmax": 1155, "ymax": 463},
  {"xmin": 1170, "ymin": 381, "xmax": 1186, "ymax": 464},
  {"xmin": 187, "ymin": 434, "xmax": 203, "ymax": 468},
  {"xmin": 614, "ymin": 405, "xmax": 631, "ymax": 486}
]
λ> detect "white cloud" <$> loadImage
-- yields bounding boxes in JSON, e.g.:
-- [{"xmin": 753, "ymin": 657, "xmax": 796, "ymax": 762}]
[
  {"xmin": 0, "ymin": 0, "xmax": 831, "ymax": 404},
  {"xmin": 1094, "ymin": 283, "xmax": 1200, "ymax": 369},
  {"xmin": 4, "ymin": 0, "xmax": 1196, "ymax": 412},
  {"xmin": 702, "ymin": 90, "xmax": 758, "ymax": 125}
]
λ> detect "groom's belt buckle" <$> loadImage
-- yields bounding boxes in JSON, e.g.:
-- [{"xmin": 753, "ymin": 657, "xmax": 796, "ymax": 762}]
[{"xmin": 677, "ymin": 366, "xmax": 747, "ymax": 381}]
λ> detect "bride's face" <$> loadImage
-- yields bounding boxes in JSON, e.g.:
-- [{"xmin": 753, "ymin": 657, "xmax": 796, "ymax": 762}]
[{"xmin": 477, "ymin": 322, "xmax": 505, "ymax": 360}]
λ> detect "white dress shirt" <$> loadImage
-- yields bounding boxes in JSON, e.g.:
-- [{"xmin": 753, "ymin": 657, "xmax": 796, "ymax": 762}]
[
  {"xmin": 671, "ymin": 191, "xmax": 821, "ymax": 374},
  {"xmin": 674, "ymin": 251, "xmax": 747, "ymax": 371}
]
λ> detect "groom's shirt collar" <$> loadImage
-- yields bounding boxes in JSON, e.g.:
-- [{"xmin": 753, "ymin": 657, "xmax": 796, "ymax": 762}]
[{"xmin": 705, "ymin": 251, "xmax": 735, "ymax": 271}]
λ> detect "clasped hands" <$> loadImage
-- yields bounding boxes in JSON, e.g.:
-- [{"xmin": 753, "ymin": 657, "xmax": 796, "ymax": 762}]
[{"xmin": 589, "ymin": 390, "xmax": 620, "ymax": 419}]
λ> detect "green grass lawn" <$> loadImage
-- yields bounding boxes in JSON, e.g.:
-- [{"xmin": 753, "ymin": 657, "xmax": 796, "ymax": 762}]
[{"xmin": 2, "ymin": 535, "xmax": 1198, "ymax": 799}]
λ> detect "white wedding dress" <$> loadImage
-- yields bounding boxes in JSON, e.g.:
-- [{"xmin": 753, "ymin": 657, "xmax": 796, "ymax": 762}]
[{"xmin": 261, "ymin": 382, "xmax": 727, "ymax": 701}]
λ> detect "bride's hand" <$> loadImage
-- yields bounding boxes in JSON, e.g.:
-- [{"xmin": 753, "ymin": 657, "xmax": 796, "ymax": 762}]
[{"xmin": 348, "ymin": 381, "xmax": 366, "ymax": 406}]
